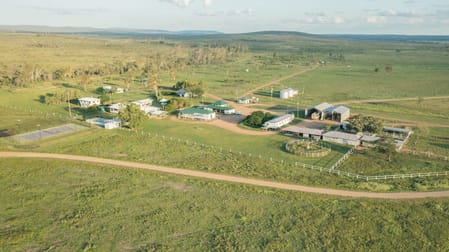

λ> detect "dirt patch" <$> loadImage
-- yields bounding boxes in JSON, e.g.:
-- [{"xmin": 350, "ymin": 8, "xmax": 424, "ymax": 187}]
[{"xmin": 165, "ymin": 182, "xmax": 192, "ymax": 192}]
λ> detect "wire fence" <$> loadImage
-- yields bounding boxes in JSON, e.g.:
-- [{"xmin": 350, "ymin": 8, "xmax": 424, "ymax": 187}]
[{"xmin": 3, "ymin": 103, "xmax": 449, "ymax": 181}]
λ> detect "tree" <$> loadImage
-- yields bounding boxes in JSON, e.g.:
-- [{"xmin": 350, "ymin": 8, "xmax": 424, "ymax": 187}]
[
  {"xmin": 244, "ymin": 111, "xmax": 275, "ymax": 128},
  {"xmin": 174, "ymin": 80, "xmax": 204, "ymax": 98},
  {"xmin": 118, "ymin": 103, "xmax": 146, "ymax": 129},
  {"xmin": 348, "ymin": 115, "xmax": 383, "ymax": 134},
  {"xmin": 375, "ymin": 137, "xmax": 397, "ymax": 162},
  {"xmin": 79, "ymin": 74, "xmax": 91, "ymax": 92}
]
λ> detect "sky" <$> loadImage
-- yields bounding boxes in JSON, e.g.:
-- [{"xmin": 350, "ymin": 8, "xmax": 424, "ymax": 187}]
[{"xmin": 1, "ymin": 0, "xmax": 449, "ymax": 34}]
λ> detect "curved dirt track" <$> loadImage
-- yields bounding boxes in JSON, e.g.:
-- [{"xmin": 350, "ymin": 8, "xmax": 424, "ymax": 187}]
[
  {"xmin": 169, "ymin": 116, "xmax": 275, "ymax": 136},
  {"xmin": 2, "ymin": 151, "xmax": 449, "ymax": 199}
]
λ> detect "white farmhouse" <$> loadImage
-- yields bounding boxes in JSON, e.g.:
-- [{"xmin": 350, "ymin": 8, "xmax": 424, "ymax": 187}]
[
  {"xmin": 132, "ymin": 98, "xmax": 154, "ymax": 113},
  {"xmin": 78, "ymin": 97, "xmax": 101, "ymax": 108},
  {"xmin": 178, "ymin": 107, "xmax": 216, "ymax": 121}
]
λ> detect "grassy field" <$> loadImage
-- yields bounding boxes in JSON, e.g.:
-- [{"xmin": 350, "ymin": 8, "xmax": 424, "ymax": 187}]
[
  {"xmin": 1, "ymin": 31, "xmax": 449, "ymax": 250},
  {"xmin": 348, "ymin": 99, "xmax": 449, "ymax": 126},
  {"xmin": 1, "ymin": 158, "xmax": 449, "ymax": 251}
]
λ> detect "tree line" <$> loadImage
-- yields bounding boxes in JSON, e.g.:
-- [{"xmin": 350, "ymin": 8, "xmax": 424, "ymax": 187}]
[{"xmin": 0, "ymin": 44, "xmax": 247, "ymax": 88}]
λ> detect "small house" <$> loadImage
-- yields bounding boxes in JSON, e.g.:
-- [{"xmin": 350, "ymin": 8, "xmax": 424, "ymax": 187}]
[
  {"xmin": 262, "ymin": 114, "xmax": 294, "ymax": 130},
  {"xmin": 102, "ymin": 85, "xmax": 112, "ymax": 91},
  {"xmin": 237, "ymin": 97, "xmax": 259, "ymax": 104},
  {"xmin": 176, "ymin": 89, "xmax": 191, "ymax": 98},
  {"xmin": 78, "ymin": 97, "xmax": 101, "ymax": 108},
  {"xmin": 116, "ymin": 87, "xmax": 125, "ymax": 94},
  {"xmin": 86, "ymin": 117, "xmax": 121, "ymax": 129},
  {"xmin": 238, "ymin": 97, "xmax": 251, "ymax": 104},
  {"xmin": 132, "ymin": 98, "xmax": 154, "ymax": 113},
  {"xmin": 107, "ymin": 103, "xmax": 124, "ymax": 114},
  {"xmin": 207, "ymin": 101, "xmax": 236, "ymax": 114},
  {"xmin": 159, "ymin": 98, "xmax": 169, "ymax": 106},
  {"xmin": 178, "ymin": 107, "xmax": 216, "ymax": 121}
]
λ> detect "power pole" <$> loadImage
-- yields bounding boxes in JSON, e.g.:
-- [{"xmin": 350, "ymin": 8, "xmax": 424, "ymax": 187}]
[{"xmin": 67, "ymin": 91, "xmax": 72, "ymax": 118}]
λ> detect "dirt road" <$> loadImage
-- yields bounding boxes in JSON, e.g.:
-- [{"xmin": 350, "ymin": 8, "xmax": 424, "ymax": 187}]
[
  {"xmin": 337, "ymin": 95, "xmax": 449, "ymax": 105},
  {"xmin": 169, "ymin": 116, "xmax": 275, "ymax": 136},
  {"xmin": 2, "ymin": 151, "xmax": 449, "ymax": 199}
]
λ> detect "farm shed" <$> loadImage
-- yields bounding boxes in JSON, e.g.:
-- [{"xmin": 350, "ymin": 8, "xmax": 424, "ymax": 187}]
[
  {"xmin": 178, "ymin": 107, "xmax": 216, "ymax": 121},
  {"xmin": 323, "ymin": 131, "xmax": 361, "ymax": 146},
  {"xmin": 383, "ymin": 127, "xmax": 413, "ymax": 138},
  {"xmin": 86, "ymin": 117, "xmax": 121, "ymax": 129},
  {"xmin": 361, "ymin": 135, "xmax": 380, "ymax": 147},
  {"xmin": 78, "ymin": 97, "xmax": 101, "ymax": 108},
  {"xmin": 262, "ymin": 114, "xmax": 294, "ymax": 130},
  {"xmin": 305, "ymin": 103, "xmax": 332, "ymax": 120},
  {"xmin": 281, "ymin": 126, "xmax": 323, "ymax": 140},
  {"xmin": 305, "ymin": 102, "xmax": 350, "ymax": 122},
  {"xmin": 324, "ymin": 106, "xmax": 350, "ymax": 123}
]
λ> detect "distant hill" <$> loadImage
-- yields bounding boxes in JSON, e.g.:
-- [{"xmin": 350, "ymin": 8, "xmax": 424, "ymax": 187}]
[
  {"xmin": 0, "ymin": 25, "xmax": 223, "ymax": 37},
  {"xmin": 325, "ymin": 34, "xmax": 449, "ymax": 42}
]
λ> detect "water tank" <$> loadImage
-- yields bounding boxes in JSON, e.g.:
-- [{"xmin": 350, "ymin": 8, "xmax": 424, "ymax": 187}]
[{"xmin": 280, "ymin": 89, "xmax": 290, "ymax": 99}]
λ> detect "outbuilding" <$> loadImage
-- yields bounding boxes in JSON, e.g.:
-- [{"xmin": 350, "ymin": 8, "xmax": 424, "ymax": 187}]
[
  {"xmin": 262, "ymin": 114, "xmax": 294, "ymax": 130},
  {"xmin": 78, "ymin": 97, "xmax": 101, "ymax": 108},
  {"xmin": 281, "ymin": 126, "xmax": 323, "ymax": 140},
  {"xmin": 86, "ymin": 117, "xmax": 121, "ymax": 129},
  {"xmin": 323, "ymin": 131, "xmax": 361, "ymax": 146}
]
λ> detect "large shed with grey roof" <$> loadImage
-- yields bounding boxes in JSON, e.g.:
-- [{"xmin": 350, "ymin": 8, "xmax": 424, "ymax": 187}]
[
  {"xmin": 281, "ymin": 126, "xmax": 323, "ymax": 140},
  {"xmin": 305, "ymin": 102, "xmax": 350, "ymax": 122},
  {"xmin": 323, "ymin": 131, "xmax": 361, "ymax": 146}
]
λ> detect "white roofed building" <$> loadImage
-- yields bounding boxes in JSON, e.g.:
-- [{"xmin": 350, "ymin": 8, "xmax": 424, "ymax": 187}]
[{"xmin": 78, "ymin": 97, "xmax": 101, "ymax": 108}]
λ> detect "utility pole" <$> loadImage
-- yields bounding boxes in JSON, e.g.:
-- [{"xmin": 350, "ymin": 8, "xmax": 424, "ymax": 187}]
[{"xmin": 67, "ymin": 91, "xmax": 72, "ymax": 118}]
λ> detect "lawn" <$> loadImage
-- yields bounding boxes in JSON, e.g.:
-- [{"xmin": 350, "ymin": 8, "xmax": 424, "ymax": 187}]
[{"xmin": 1, "ymin": 158, "xmax": 449, "ymax": 251}]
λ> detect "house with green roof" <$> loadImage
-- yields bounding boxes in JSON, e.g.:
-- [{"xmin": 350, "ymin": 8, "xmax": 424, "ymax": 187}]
[
  {"xmin": 207, "ymin": 100, "xmax": 236, "ymax": 114},
  {"xmin": 178, "ymin": 107, "xmax": 216, "ymax": 121}
]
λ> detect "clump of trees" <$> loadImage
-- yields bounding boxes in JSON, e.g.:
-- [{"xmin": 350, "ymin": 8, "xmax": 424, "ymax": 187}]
[
  {"xmin": 165, "ymin": 98, "xmax": 192, "ymax": 112},
  {"xmin": 118, "ymin": 104, "xmax": 147, "ymax": 129},
  {"xmin": 43, "ymin": 90, "xmax": 80, "ymax": 105},
  {"xmin": 243, "ymin": 111, "xmax": 275, "ymax": 128},
  {"xmin": 174, "ymin": 80, "xmax": 205, "ymax": 98},
  {"xmin": 347, "ymin": 115, "xmax": 383, "ymax": 134}
]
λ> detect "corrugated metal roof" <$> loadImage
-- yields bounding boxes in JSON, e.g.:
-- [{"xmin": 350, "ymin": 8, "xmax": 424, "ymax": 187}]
[
  {"xmin": 384, "ymin": 126, "xmax": 412, "ymax": 134},
  {"xmin": 333, "ymin": 106, "xmax": 350, "ymax": 114},
  {"xmin": 361, "ymin": 135, "xmax": 380, "ymax": 142},
  {"xmin": 312, "ymin": 102, "xmax": 332, "ymax": 112},
  {"xmin": 323, "ymin": 131, "xmax": 361, "ymax": 141},
  {"xmin": 180, "ymin": 107, "xmax": 215, "ymax": 115},
  {"xmin": 265, "ymin": 114, "xmax": 294, "ymax": 124},
  {"xmin": 282, "ymin": 126, "xmax": 323, "ymax": 136}
]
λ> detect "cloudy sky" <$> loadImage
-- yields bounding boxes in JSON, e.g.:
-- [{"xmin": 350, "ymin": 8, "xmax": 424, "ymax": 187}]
[{"xmin": 1, "ymin": 0, "xmax": 449, "ymax": 34}]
